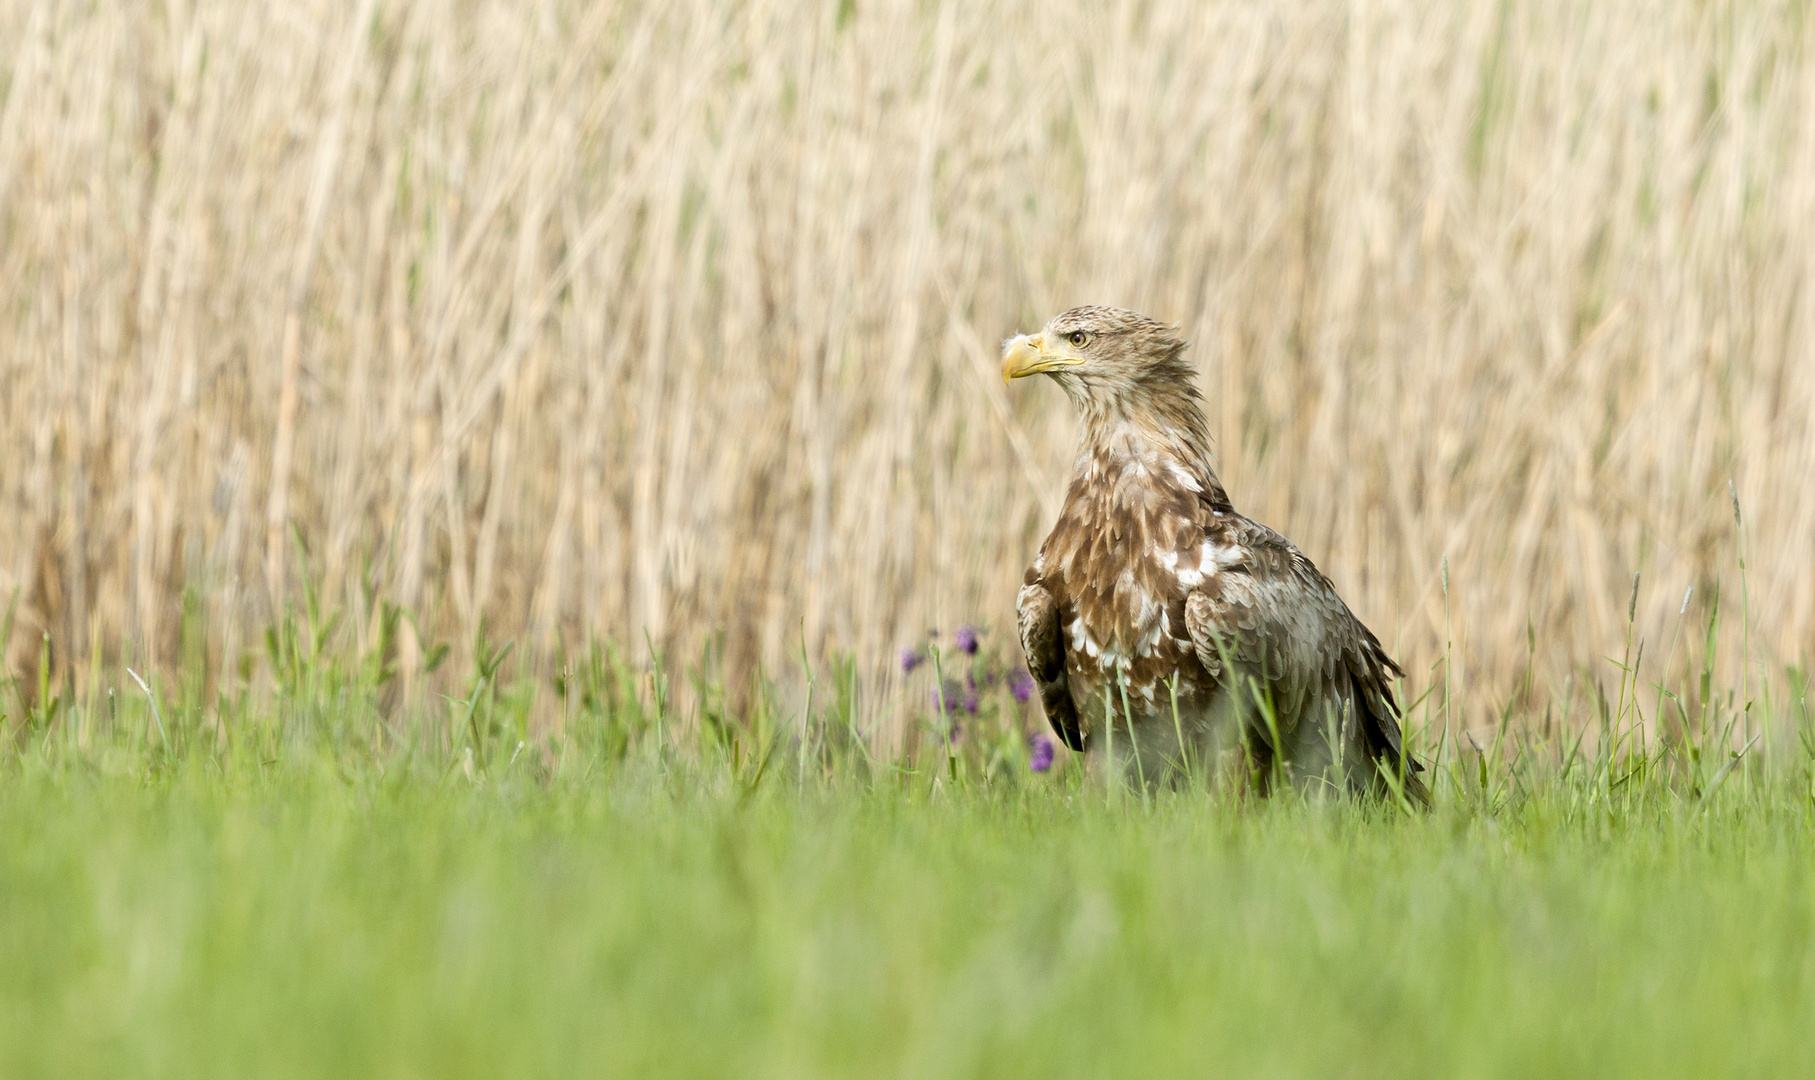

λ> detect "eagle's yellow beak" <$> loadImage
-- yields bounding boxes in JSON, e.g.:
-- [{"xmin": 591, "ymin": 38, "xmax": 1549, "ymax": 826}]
[{"xmin": 1001, "ymin": 334, "xmax": 1080, "ymax": 383}]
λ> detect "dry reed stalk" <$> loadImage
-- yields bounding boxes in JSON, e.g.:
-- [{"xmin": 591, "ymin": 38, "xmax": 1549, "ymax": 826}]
[
  {"xmin": 1, "ymin": 0, "xmax": 1811, "ymax": 742},
  {"xmin": 267, "ymin": 0, "xmax": 378, "ymax": 614}
]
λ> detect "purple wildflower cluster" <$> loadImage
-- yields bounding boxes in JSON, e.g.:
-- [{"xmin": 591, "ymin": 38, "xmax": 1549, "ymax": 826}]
[
  {"xmin": 1027, "ymin": 731, "xmax": 1055, "ymax": 772},
  {"xmin": 900, "ymin": 622, "xmax": 1052, "ymax": 772},
  {"xmin": 931, "ymin": 678, "xmax": 976, "ymax": 717}
]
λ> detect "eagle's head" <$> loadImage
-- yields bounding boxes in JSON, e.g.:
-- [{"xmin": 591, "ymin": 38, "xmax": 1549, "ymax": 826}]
[
  {"xmin": 1003, "ymin": 305, "xmax": 1218, "ymax": 484},
  {"xmin": 1001, "ymin": 306, "xmax": 1191, "ymax": 416}
]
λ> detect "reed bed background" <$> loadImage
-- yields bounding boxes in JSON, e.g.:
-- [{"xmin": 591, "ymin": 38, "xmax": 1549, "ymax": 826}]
[{"xmin": 2, "ymin": 0, "xmax": 1810, "ymax": 740}]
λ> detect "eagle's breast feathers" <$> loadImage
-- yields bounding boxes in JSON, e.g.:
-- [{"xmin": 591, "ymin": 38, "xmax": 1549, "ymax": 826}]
[{"xmin": 1018, "ymin": 423, "xmax": 1232, "ymax": 742}]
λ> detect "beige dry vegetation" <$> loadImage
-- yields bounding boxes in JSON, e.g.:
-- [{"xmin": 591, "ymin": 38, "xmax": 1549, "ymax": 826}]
[{"xmin": 1, "ymin": 0, "xmax": 1810, "ymax": 737}]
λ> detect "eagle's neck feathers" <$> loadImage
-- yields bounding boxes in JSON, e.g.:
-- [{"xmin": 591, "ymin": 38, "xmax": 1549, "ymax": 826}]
[{"xmin": 1069, "ymin": 382, "xmax": 1231, "ymax": 515}]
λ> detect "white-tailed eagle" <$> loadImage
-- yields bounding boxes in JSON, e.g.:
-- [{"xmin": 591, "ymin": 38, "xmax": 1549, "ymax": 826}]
[{"xmin": 1004, "ymin": 306, "xmax": 1426, "ymax": 802}]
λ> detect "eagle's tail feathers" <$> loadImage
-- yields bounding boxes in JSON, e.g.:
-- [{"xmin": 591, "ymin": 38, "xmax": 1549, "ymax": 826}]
[{"xmin": 1351, "ymin": 668, "xmax": 1431, "ymax": 809}]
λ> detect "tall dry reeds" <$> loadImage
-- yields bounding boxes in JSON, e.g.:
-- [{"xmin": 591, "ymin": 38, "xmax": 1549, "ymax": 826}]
[{"xmin": 2, "ymin": 0, "xmax": 1810, "ymax": 736}]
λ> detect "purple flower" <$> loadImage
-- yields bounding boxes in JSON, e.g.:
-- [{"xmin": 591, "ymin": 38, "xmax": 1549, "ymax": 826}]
[
  {"xmin": 931, "ymin": 678, "xmax": 963, "ymax": 715},
  {"xmin": 900, "ymin": 647, "xmax": 924, "ymax": 674},
  {"xmin": 1009, "ymin": 669, "xmax": 1035, "ymax": 704},
  {"xmin": 955, "ymin": 625, "xmax": 979, "ymax": 655},
  {"xmin": 1028, "ymin": 732, "xmax": 1055, "ymax": 772},
  {"xmin": 962, "ymin": 690, "xmax": 979, "ymax": 714}
]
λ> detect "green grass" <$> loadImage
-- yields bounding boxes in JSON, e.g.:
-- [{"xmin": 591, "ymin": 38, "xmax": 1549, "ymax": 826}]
[
  {"xmin": 3, "ymin": 709, "xmax": 1814, "ymax": 1079},
  {"xmin": 2, "ymin": 593, "xmax": 1811, "ymax": 1078}
]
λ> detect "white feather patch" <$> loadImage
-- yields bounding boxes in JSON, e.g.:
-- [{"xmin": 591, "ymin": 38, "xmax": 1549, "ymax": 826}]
[
  {"xmin": 1203, "ymin": 539, "xmax": 1246, "ymax": 569},
  {"xmin": 1068, "ymin": 618, "xmax": 1100, "ymax": 659}
]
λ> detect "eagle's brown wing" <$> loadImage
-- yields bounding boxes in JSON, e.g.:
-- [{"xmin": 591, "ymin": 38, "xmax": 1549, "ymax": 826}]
[
  {"xmin": 1017, "ymin": 580, "xmax": 1084, "ymax": 751},
  {"xmin": 1183, "ymin": 518, "xmax": 1426, "ymax": 803}
]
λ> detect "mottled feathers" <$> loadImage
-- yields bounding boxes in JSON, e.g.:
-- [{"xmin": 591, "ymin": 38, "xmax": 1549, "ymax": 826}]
[{"xmin": 1006, "ymin": 306, "xmax": 1425, "ymax": 802}]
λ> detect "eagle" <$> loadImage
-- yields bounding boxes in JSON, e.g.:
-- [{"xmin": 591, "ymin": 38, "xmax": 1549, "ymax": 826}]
[{"xmin": 1003, "ymin": 306, "xmax": 1426, "ymax": 803}]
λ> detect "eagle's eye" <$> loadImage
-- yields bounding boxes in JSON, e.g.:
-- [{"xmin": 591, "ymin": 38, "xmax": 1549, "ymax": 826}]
[{"xmin": 1067, "ymin": 330, "xmax": 1089, "ymax": 347}]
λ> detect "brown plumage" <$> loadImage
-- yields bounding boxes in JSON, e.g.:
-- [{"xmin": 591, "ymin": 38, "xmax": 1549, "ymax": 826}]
[{"xmin": 1004, "ymin": 306, "xmax": 1426, "ymax": 802}]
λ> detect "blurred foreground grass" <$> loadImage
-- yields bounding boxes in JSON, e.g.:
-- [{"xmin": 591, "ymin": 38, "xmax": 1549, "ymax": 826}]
[{"xmin": 3, "ymin": 691, "xmax": 1813, "ymax": 1079}]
